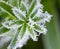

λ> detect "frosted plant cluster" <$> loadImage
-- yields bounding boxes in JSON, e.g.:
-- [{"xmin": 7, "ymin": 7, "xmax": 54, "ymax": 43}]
[{"xmin": 0, "ymin": 0, "xmax": 52, "ymax": 49}]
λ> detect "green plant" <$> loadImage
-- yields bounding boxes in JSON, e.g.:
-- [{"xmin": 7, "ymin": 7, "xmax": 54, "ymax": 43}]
[{"xmin": 0, "ymin": 0, "xmax": 51, "ymax": 49}]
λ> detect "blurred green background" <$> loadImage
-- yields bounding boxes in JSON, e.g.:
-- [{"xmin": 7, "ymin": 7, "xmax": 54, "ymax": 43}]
[{"xmin": 0, "ymin": 0, "xmax": 60, "ymax": 49}]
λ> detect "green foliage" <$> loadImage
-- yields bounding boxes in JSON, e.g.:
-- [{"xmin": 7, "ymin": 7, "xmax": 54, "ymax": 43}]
[
  {"xmin": 0, "ymin": 0, "xmax": 52, "ymax": 49},
  {"xmin": 27, "ymin": 0, "xmax": 36, "ymax": 16},
  {"xmin": 0, "ymin": 2, "xmax": 13, "ymax": 16},
  {"xmin": 28, "ymin": 24, "xmax": 34, "ymax": 38}
]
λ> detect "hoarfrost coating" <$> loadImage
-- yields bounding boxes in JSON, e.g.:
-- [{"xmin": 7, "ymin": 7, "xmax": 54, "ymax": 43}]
[{"xmin": 0, "ymin": 0, "xmax": 52, "ymax": 49}]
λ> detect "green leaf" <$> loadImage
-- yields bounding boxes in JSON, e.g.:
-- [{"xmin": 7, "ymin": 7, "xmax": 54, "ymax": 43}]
[
  {"xmin": 33, "ymin": 16, "xmax": 44, "ymax": 22},
  {"xmin": 27, "ymin": 0, "xmax": 36, "ymax": 16},
  {"xmin": 30, "ymin": 9, "xmax": 38, "ymax": 18},
  {"xmin": 13, "ymin": 20, "xmax": 24, "ymax": 25},
  {"xmin": 0, "ymin": 26, "xmax": 9, "ymax": 34},
  {"xmin": 20, "ymin": 2, "xmax": 27, "ymax": 11},
  {"xmin": 19, "ymin": 22, "xmax": 27, "ymax": 39},
  {"xmin": 12, "ymin": 8, "xmax": 26, "ymax": 20},
  {"xmin": 0, "ymin": 11, "xmax": 8, "ymax": 17},
  {"xmin": 33, "ymin": 24, "xmax": 43, "ymax": 32},
  {"xmin": 8, "ymin": 0, "xmax": 22, "ymax": 8},
  {"xmin": 28, "ymin": 24, "xmax": 34, "ymax": 38},
  {"xmin": 0, "ymin": 2, "xmax": 14, "ymax": 16},
  {"xmin": 0, "ymin": 11, "xmax": 13, "ymax": 21},
  {"xmin": 0, "ymin": 11, "xmax": 17, "ymax": 21},
  {"xmin": 7, "ymin": 29, "xmax": 20, "ymax": 49},
  {"xmin": 0, "ymin": 12, "xmax": 7, "ymax": 22},
  {"xmin": 8, "ymin": 34, "xmax": 18, "ymax": 49},
  {"xmin": 28, "ymin": 0, "xmax": 32, "ymax": 5}
]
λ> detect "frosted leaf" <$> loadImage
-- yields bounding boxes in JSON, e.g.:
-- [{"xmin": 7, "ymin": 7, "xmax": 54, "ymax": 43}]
[
  {"xmin": 0, "ymin": 0, "xmax": 52, "ymax": 49},
  {"xmin": 12, "ymin": 7, "xmax": 26, "ymax": 21},
  {"xmin": 15, "ymin": 29, "xmax": 30, "ymax": 49},
  {"xmin": 7, "ymin": 27, "xmax": 19, "ymax": 49},
  {"xmin": 35, "ymin": 12, "xmax": 52, "ymax": 26},
  {"xmin": 22, "ymin": 0, "xmax": 30, "ymax": 10},
  {"xmin": 27, "ymin": 0, "xmax": 36, "ymax": 16},
  {"xmin": 0, "ymin": 1, "xmax": 14, "ymax": 16},
  {"xmin": 27, "ymin": 24, "xmax": 38, "ymax": 41},
  {"xmin": 21, "ymin": 1, "xmax": 29, "ymax": 10},
  {"xmin": 2, "ymin": 20, "xmax": 21, "ymax": 29}
]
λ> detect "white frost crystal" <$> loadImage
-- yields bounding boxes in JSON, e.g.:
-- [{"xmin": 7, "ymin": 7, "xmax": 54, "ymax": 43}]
[{"xmin": 0, "ymin": 0, "xmax": 52, "ymax": 49}]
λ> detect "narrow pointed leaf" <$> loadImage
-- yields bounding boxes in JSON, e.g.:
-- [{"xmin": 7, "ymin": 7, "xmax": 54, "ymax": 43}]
[
  {"xmin": 28, "ymin": 24, "xmax": 34, "ymax": 38},
  {"xmin": 0, "ymin": 26, "xmax": 9, "ymax": 34},
  {"xmin": 33, "ymin": 24, "xmax": 44, "ymax": 33},
  {"xmin": 0, "ymin": 11, "xmax": 8, "ymax": 21},
  {"xmin": 0, "ymin": 23, "xmax": 9, "ymax": 34},
  {"xmin": 33, "ymin": 16, "xmax": 44, "ymax": 22},
  {"xmin": 0, "ymin": 11, "xmax": 16, "ymax": 21},
  {"xmin": 0, "ymin": 2, "xmax": 14, "ymax": 16},
  {"xmin": 8, "ymin": 0, "xmax": 22, "ymax": 8},
  {"xmin": 12, "ymin": 7, "xmax": 26, "ymax": 20},
  {"xmin": 19, "ymin": 22, "xmax": 27, "ymax": 39},
  {"xmin": 30, "ymin": 9, "xmax": 38, "ymax": 18},
  {"xmin": 7, "ymin": 29, "xmax": 19, "ymax": 49},
  {"xmin": 27, "ymin": 0, "xmax": 36, "ymax": 16},
  {"xmin": 20, "ymin": 2, "xmax": 27, "ymax": 11},
  {"xmin": 13, "ymin": 20, "xmax": 24, "ymax": 25},
  {"xmin": 0, "ymin": 11, "xmax": 8, "ymax": 17}
]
